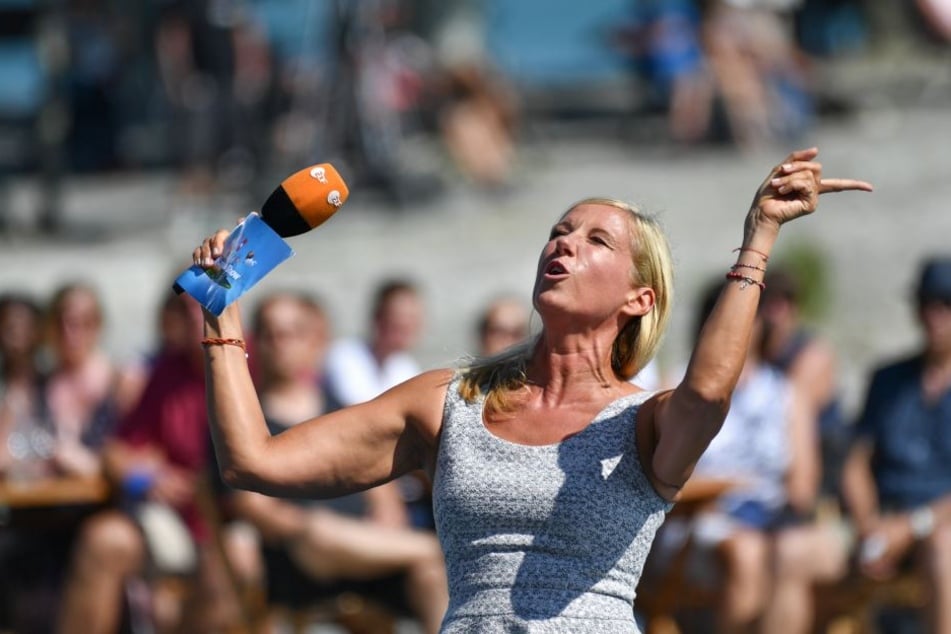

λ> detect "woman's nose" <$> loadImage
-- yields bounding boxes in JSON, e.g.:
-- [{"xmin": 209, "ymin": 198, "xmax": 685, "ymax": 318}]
[{"xmin": 553, "ymin": 233, "xmax": 575, "ymax": 255}]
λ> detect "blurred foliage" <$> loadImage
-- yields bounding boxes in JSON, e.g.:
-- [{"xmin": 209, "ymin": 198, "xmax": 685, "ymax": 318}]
[{"xmin": 774, "ymin": 240, "xmax": 831, "ymax": 323}]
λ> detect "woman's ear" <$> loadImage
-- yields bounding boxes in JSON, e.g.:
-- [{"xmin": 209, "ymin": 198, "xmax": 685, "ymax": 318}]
[{"xmin": 622, "ymin": 287, "xmax": 655, "ymax": 318}]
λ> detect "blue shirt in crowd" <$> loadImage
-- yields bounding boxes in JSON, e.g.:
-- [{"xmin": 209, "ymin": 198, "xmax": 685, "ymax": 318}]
[{"xmin": 855, "ymin": 355, "xmax": 951, "ymax": 510}]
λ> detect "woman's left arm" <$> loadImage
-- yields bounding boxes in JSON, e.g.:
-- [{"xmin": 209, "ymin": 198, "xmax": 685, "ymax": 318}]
[{"xmin": 645, "ymin": 148, "xmax": 872, "ymax": 499}]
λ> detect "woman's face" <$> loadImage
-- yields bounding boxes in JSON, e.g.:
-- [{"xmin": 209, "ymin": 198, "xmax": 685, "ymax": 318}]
[
  {"xmin": 532, "ymin": 203, "xmax": 653, "ymax": 327},
  {"xmin": 51, "ymin": 289, "xmax": 102, "ymax": 368}
]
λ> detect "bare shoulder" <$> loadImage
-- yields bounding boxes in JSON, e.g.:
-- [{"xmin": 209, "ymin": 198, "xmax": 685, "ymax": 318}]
[{"xmin": 385, "ymin": 368, "xmax": 456, "ymax": 441}]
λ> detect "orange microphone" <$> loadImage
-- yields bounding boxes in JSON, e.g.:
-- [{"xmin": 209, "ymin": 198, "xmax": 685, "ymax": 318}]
[
  {"xmin": 172, "ymin": 163, "xmax": 349, "ymax": 299},
  {"xmin": 259, "ymin": 163, "xmax": 350, "ymax": 237}
]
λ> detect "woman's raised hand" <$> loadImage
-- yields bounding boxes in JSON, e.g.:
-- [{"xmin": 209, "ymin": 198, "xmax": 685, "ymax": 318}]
[
  {"xmin": 192, "ymin": 228, "xmax": 233, "ymax": 268},
  {"xmin": 747, "ymin": 147, "xmax": 873, "ymax": 232}
]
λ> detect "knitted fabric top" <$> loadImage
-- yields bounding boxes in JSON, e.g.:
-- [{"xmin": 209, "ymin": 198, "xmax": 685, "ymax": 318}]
[{"xmin": 433, "ymin": 376, "xmax": 671, "ymax": 633}]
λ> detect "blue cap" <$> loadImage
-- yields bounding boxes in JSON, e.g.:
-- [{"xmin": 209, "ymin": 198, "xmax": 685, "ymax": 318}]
[{"xmin": 916, "ymin": 257, "xmax": 951, "ymax": 302}]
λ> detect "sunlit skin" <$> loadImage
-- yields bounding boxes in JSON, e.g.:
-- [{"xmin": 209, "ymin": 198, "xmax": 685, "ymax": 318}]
[{"xmin": 532, "ymin": 204, "xmax": 655, "ymax": 339}]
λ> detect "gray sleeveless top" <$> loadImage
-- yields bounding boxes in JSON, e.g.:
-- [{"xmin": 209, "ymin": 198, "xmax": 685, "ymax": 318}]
[{"xmin": 433, "ymin": 377, "xmax": 672, "ymax": 633}]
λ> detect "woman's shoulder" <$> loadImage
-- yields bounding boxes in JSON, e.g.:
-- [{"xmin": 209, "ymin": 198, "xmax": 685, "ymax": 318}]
[{"xmin": 382, "ymin": 368, "xmax": 456, "ymax": 414}]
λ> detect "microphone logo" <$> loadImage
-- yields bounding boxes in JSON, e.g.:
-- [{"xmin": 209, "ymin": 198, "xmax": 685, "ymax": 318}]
[
  {"xmin": 328, "ymin": 190, "xmax": 343, "ymax": 207},
  {"xmin": 309, "ymin": 166, "xmax": 328, "ymax": 183}
]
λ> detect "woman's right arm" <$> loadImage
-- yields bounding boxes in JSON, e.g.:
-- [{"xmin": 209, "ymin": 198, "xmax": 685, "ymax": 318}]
[
  {"xmin": 204, "ymin": 305, "xmax": 449, "ymax": 498},
  {"xmin": 194, "ymin": 230, "xmax": 449, "ymax": 497}
]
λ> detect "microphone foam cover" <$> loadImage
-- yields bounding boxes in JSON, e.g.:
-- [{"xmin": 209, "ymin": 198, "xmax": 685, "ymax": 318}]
[{"xmin": 260, "ymin": 163, "xmax": 349, "ymax": 237}]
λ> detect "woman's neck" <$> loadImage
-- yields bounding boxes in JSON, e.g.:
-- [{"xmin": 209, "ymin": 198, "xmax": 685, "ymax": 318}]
[{"xmin": 526, "ymin": 335, "xmax": 632, "ymax": 406}]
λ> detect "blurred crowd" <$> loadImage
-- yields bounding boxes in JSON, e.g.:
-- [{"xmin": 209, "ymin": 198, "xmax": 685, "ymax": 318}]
[
  {"xmin": 2, "ymin": 1, "xmax": 951, "ymax": 634},
  {"xmin": 0, "ymin": 273, "xmax": 531, "ymax": 633},
  {"xmin": 1, "ymin": 0, "xmax": 950, "ymax": 231},
  {"xmin": 2, "ymin": 253, "xmax": 951, "ymax": 633}
]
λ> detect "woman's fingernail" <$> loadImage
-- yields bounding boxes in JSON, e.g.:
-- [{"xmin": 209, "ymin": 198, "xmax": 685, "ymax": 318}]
[
  {"xmin": 770, "ymin": 178, "xmax": 781, "ymax": 186},
  {"xmin": 782, "ymin": 163, "xmax": 793, "ymax": 171}
]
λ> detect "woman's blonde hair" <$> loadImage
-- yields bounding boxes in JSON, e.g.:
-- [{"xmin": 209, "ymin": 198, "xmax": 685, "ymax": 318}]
[{"xmin": 459, "ymin": 198, "xmax": 674, "ymax": 411}]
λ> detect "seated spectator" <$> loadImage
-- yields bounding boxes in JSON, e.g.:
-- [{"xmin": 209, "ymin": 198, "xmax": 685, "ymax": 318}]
[
  {"xmin": 648, "ymin": 279, "xmax": 845, "ymax": 633},
  {"xmin": 225, "ymin": 291, "xmax": 447, "ymax": 633},
  {"xmin": 760, "ymin": 267, "xmax": 848, "ymax": 500},
  {"xmin": 438, "ymin": 62, "xmax": 519, "ymax": 190},
  {"xmin": 325, "ymin": 278, "xmax": 425, "ymax": 408},
  {"xmin": 475, "ymin": 295, "xmax": 530, "ymax": 357},
  {"xmin": 0, "ymin": 291, "xmax": 64, "ymax": 634},
  {"xmin": 324, "ymin": 278, "xmax": 428, "ymax": 528},
  {"xmin": 114, "ymin": 281, "xmax": 197, "ymax": 418},
  {"xmin": 702, "ymin": 0, "xmax": 813, "ymax": 148},
  {"xmin": 0, "ymin": 292, "xmax": 46, "ymax": 478},
  {"xmin": 838, "ymin": 256, "xmax": 951, "ymax": 634},
  {"xmin": 42, "ymin": 282, "xmax": 120, "ymax": 477},
  {"xmin": 0, "ymin": 284, "xmax": 126, "ymax": 633},
  {"xmin": 57, "ymin": 292, "xmax": 243, "ymax": 634}
]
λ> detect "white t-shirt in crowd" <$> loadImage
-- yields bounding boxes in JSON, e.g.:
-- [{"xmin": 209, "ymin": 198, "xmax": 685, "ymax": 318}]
[{"xmin": 323, "ymin": 337, "xmax": 421, "ymax": 406}]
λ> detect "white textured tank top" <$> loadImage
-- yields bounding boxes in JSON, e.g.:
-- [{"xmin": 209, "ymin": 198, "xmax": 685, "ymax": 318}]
[{"xmin": 433, "ymin": 376, "xmax": 671, "ymax": 633}]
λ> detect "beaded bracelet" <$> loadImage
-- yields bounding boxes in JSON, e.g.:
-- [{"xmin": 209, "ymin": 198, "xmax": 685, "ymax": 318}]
[
  {"xmin": 725, "ymin": 270, "xmax": 766, "ymax": 291},
  {"xmin": 201, "ymin": 337, "xmax": 248, "ymax": 358}
]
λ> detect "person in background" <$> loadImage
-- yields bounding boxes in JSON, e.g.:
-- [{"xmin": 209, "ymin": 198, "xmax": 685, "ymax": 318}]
[
  {"xmin": 839, "ymin": 256, "xmax": 951, "ymax": 634},
  {"xmin": 0, "ymin": 293, "xmax": 46, "ymax": 476},
  {"xmin": 226, "ymin": 290, "xmax": 448, "ymax": 633},
  {"xmin": 42, "ymin": 282, "xmax": 120, "ymax": 477},
  {"xmin": 0, "ymin": 292, "xmax": 59, "ymax": 634},
  {"xmin": 324, "ymin": 278, "xmax": 425, "ymax": 409},
  {"xmin": 324, "ymin": 278, "xmax": 427, "ymax": 528},
  {"xmin": 759, "ymin": 267, "xmax": 847, "ymax": 499},
  {"xmin": 0, "ymin": 283, "xmax": 123, "ymax": 632},
  {"xmin": 58, "ymin": 292, "xmax": 243, "ymax": 634},
  {"xmin": 114, "ymin": 282, "xmax": 197, "ymax": 418},
  {"xmin": 476, "ymin": 295, "xmax": 530, "ymax": 357},
  {"xmin": 193, "ymin": 147, "xmax": 871, "ymax": 632},
  {"xmin": 655, "ymin": 278, "xmax": 844, "ymax": 634}
]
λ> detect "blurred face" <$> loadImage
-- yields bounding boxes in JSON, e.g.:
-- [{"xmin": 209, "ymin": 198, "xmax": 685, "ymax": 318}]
[
  {"xmin": 158, "ymin": 300, "xmax": 188, "ymax": 353},
  {"xmin": 480, "ymin": 300, "xmax": 529, "ymax": 356},
  {"xmin": 0, "ymin": 302, "xmax": 41, "ymax": 359},
  {"xmin": 374, "ymin": 290, "xmax": 423, "ymax": 356},
  {"xmin": 51, "ymin": 288, "xmax": 103, "ymax": 368},
  {"xmin": 919, "ymin": 296, "xmax": 951, "ymax": 356},
  {"xmin": 533, "ymin": 204, "xmax": 653, "ymax": 325},
  {"xmin": 257, "ymin": 298, "xmax": 329, "ymax": 380}
]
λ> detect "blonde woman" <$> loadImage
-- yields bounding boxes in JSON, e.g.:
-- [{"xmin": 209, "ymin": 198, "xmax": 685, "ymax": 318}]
[{"xmin": 194, "ymin": 148, "xmax": 870, "ymax": 632}]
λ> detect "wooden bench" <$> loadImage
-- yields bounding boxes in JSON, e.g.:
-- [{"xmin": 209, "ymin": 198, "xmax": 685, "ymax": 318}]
[
  {"xmin": 636, "ymin": 486, "xmax": 930, "ymax": 634},
  {"xmin": 815, "ymin": 571, "xmax": 927, "ymax": 634}
]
